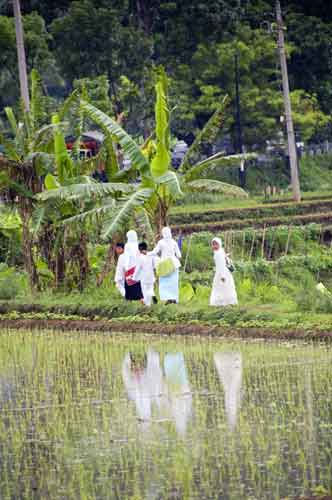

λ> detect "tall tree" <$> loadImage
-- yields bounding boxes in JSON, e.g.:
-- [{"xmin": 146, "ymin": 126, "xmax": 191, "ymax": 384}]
[{"xmin": 12, "ymin": 0, "xmax": 29, "ymax": 111}]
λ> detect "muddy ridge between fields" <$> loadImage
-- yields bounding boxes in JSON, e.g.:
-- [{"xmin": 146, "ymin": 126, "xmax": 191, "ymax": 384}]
[{"xmin": 1, "ymin": 318, "xmax": 332, "ymax": 340}]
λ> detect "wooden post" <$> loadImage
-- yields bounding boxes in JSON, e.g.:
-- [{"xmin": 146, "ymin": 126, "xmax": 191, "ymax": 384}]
[
  {"xmin": 261, "ymin": 224, "xmax": 267, "ymax": 259},
  {"xmin": 276, "ymin": 0, "xmax": 301, "ymax": 202},
  {"xmin": 241, "ymin": 230, "xmax": 246, "ymax": 260}
]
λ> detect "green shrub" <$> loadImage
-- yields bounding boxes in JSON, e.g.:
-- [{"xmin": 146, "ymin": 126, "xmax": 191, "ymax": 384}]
[{"xmin": 0, "ymin": 264, "xmax": 26, "ymax": 300}]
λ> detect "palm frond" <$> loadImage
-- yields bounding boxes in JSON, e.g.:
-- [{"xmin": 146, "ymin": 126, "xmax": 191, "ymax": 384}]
[
  {"xmin": 180, "ymin": 95, "xmax": 229, "ymax": 172},
  {"xmin": 33, "ymin": 122, "xmax": 67, "ymax": 149},
  {"xmin": 101, "ymin": 135, "xmax": 119, "ymax": 180},
  {"xmin": 183, "ymin": 152, "xmax": 256, "ymax": 182},
  {"xmin": 31, "ymin": 205, "xmax": 47, "ymax": 234},
  {"xmin": 0, "ymin": 133, "xmax": 21, "ymax": 162},
  {"xmin": 101, "ymin": 188, "xmax": 153, "ymax": 240},
  {"xmin": 186, "ymin": 179, "xmax": 248, "ymax": 198},
  {"xmin": 155, "ymin": 171, "xmax": 183, "ymax": 199},
  {"xmin": 81, "ymin": 100, "xmax": 150, "ymax": 176},
  {"xmin": 38, "ymin": 182, "xmax": 134, "ymax": 202},
  {"xmin": 134, "ymin": 208, "xmax": 155, "ymax": 244},
  {"xmin": 4, "ymin": 107, "xmax": 18, "ymax": 136},
  {"xmin": 26, "ymin": 151, "xmax": 54, "ymax": 176},
  {"xmin": 62, "ymin": 201, "xmax": 117, "ymax": 226},
  {"xmin": 150, "ymin": 72, "xmax": 170, "ymax": 177},
  {"xmin": 58, "ymin": 89, "xmax": 80, "ymax": 121},
  {"xmin": 52, "ymin": 113, "xmax": 74, "ymax": 182}
]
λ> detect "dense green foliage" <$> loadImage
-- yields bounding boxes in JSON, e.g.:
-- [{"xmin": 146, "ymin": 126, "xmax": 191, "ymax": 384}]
[{"xmin": 1, "ymin": 0, "xmax": 332, "ymax": 145}]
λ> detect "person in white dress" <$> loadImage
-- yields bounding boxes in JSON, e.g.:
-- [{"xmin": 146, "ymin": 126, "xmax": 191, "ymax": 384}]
[
  {"xmin": 150, "ymin": 227, "xmax": 181, "ymax": 304},
  {"xmin": 115, "ymin": 230, "xmax": 143, "ymax": 301},
  {"xmin": 114, "ymin": 243, "xmax": 126, "ymax": 297},
  {"xmin": 133, "ymin": 242, "xmax": 158, "ymax": 306},
  {"xmin": 210, "ymin": 237, "xmax": 238, "ymax": 306}
]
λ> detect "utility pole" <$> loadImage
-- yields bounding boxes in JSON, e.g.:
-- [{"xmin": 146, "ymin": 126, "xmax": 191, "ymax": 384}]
[
  {"xmin": 234, "ymin": 50, "xmax": 245, "ymax": 188},
  {"xmin": 276, "ymin": 0, "xmax": 301, "ymax": 202},
  {"xmin": 13, "ymin": 0, "xmax": 30, "ymax": 112}
]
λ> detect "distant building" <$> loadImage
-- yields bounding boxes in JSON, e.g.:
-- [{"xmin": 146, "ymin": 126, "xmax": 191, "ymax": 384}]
[{"xmin": 65, "ymin": 130, "xmax": 104, "ymax": 159}]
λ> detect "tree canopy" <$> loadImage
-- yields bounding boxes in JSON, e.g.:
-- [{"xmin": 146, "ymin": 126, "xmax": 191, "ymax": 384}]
[{"xmin": 0, "ymin": 0, "xmax": 331, "ymax": 147}]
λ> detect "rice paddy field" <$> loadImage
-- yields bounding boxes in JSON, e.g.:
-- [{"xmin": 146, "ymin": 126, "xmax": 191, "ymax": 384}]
[{"xmin": 0, "ymin": 330, "xmax": 331, "ymax": 499}]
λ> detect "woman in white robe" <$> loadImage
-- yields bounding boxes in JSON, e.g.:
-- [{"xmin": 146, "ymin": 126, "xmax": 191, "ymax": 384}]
[
  {"xmin": 150, "ymin": 227, "xmax": 181, "ymax": 304},
  {"xmin": 210, "ymin": 237, "xmax": 238, "ymax": 306},
  {"xmin": 115, "ymin": 230, "xmax": 143, "ymax": 301}
]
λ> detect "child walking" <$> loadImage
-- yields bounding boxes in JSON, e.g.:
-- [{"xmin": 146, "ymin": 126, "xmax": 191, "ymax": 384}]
[{"xmin": 133, "ymin": 242, "xmax": 157, "ymax": 306}]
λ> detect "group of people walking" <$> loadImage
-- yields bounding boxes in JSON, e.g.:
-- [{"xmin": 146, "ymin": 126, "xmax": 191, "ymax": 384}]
[{"xmin": 114, "ymin": 227, "xmax": 238, "ymax": 307}]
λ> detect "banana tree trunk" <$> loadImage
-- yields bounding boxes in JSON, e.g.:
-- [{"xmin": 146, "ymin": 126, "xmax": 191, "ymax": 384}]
[
  {"xmin": 19, "ymin": 205, "xmax": 39, "ymax": 291},
  {"xmin": 96, "ymin": 244, "xmax": 114, "ymax": 287},
  {"xmin": 155, "ymin": 200, "xmax": 169, "ymax": 234},
  {"xmin": 77, "ymin": 232, "xmax": 90, "ymax": 292},
  {"xmin": 55, "ymin": 248, "xmax": 65, "ymax": 288}
]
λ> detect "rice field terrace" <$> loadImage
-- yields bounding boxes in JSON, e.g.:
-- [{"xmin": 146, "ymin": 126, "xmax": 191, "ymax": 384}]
[
  {"xmin": 0, "ymin": 330, "xmax": 331, "ymax": 499},
  {"xmin": 171, "ymin": 197, "xmax": 332, "ymax": 235}
]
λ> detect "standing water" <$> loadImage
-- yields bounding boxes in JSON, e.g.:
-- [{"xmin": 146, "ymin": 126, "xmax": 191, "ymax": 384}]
[{"xmin": 0, "ymin": 330, "xmax": 331, "ymax": 499}]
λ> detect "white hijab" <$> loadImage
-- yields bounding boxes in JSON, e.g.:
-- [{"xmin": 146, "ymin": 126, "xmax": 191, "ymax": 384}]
[
  {"xmin": 212, "ymin": 237, "xmax": 226, "ymax": 271},
  {"xmin": 162, "ymin": 227, "xmax": 172, "ymax": 240},
  {"xmin": 124, "ymin": 230, "xmax": 139, "ymax": 270}
]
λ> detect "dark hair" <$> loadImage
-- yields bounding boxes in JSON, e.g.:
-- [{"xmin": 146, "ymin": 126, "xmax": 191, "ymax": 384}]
[
  {"xmin": 116, "ymin": 242, "xmax": 124, "ymax": 249},
  {"xmin": 139, "ymin": 241, "xmax": 148, "ymax": 252}
]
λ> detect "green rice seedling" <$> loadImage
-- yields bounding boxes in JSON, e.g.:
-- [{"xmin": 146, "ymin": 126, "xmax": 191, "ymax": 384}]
[{"xmin": 0, "ymin": 331, "xmax": 331, "ymax": 498}]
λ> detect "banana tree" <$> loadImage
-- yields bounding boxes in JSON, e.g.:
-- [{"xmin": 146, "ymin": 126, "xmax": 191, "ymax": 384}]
[
  {"xmin": 36, "ymin": 104, "xmax": 133, "ymax": 289},
  {"xmin": 40, "ymin": 70, "xmax": 254, "ymax": 242},
  {"xmin": 0, "ymin": 70, "xmax": 56, "ymax": 290}
]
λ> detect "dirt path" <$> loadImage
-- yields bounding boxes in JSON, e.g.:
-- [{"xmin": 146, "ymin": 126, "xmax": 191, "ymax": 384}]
[{"xmin": 2, "ymin": 318, "xmax": 332, "ymax": 340}]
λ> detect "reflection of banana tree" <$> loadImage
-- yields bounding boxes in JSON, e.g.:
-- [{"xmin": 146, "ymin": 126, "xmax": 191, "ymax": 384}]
[
  {"xmin": 47, "ymin": 69, "xmax": 254, "ymax": 239},
  {"xmin": 214, "ymin": 352, "xmax": 242, "ymax": 431}
]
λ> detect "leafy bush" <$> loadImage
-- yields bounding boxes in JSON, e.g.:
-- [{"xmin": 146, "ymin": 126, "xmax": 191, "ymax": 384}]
[{"xmin": 0, "ymin": 264, "xmax": 26, "ymax": 300}]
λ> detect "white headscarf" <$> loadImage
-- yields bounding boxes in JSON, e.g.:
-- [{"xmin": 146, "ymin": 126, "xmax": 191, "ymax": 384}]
[
  {"xmin": 212, "ymin": 237, "xmax": 225, "ymax": 270},
  {"xmin": 162, "ymin": 227, "xmax": 172, "ymax": 240},
  {"xmin": 124, "ymin": 230, "xmax": 139, "ymax": 270},
  {"xmin": 212, "ymin": 237, "xmax": 223, "ymax": 250}
]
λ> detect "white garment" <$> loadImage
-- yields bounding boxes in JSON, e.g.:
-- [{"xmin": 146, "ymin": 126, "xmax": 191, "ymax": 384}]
[
  {"xmin": 133, "ymin": 253, "xmax": 157, "ymax": 305},
  {"xmin": 124, "ymin": 230, "xmax": 139, "ymax": 270},
  {"xmin": 114, "ymin": 253, "xmax": 125, "ymax": 297},
  {"xmin": 150, "ymin": 227, "xmax": 181, "ymax": 269},
  {"xmin": 210, "ymin": 238, "xmax": 238, "ymax": 306}
]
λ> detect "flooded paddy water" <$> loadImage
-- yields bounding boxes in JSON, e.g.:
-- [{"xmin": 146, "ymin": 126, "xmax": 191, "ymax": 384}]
[{"xmin": 0, "ymin": 330, "xmax": 331, "ymax": 499}]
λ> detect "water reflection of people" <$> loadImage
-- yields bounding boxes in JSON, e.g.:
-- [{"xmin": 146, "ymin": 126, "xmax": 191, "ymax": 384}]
[
  {"xmin": 164, "ymin": 353, "xmax": 192, "ymax": 436},
  {"xmin": 122, "ymin": 351, "xmax": 192, "ymax": 435},
  {"xmin": 214, "ymin": 352, "xmax": 242, "ymax": 431},
  {"xmin": 122, "ymin": 351, "xmax": 164, "ymax": 425}
]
